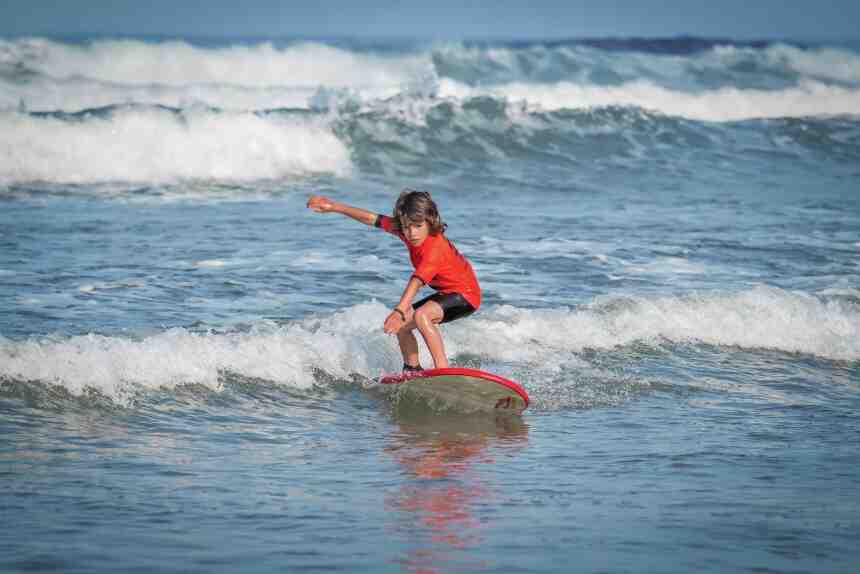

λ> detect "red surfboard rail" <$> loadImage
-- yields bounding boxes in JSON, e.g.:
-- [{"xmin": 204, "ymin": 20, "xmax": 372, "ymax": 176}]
[{"xmin": 380, "ymin": 367, "xmax": 530, "ymax": 409}]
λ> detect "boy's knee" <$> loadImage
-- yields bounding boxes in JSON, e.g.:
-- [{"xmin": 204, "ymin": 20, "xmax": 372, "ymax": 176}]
[
  {"xmin": 413, "ymin": 307, "xmax": 428, "ymax": 324},
  {"xmin": 414, "ymin": 306, "xmax": 441, "ymax": 328}
]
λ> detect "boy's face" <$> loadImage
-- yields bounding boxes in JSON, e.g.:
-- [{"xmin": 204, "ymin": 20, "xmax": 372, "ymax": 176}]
[{"xmin": 403, "ymin": 219, "xmax": 430, "ymax": 247}]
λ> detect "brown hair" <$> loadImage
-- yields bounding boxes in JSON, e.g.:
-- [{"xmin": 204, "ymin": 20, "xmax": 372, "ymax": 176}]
[{"xmin": 391, "ymin": 189, "xmax": 447, "ymax": 235}]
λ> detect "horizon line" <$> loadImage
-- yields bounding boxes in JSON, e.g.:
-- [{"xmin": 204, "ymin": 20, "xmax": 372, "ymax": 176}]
[{"xmin": 2, "ymin": 31, "xmax": 859, "ymax": 46}]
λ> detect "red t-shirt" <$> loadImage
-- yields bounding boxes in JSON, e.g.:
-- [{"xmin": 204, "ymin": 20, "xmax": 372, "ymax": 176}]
[{"xmin": 377, "ymin": 215, "xmax": 481, "ymax": 310}]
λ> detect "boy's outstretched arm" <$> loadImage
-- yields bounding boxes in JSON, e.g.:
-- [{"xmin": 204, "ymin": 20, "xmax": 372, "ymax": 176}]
[{"xmin": 307, "ymin": 195, "xmax": 379, "ymax": 226}]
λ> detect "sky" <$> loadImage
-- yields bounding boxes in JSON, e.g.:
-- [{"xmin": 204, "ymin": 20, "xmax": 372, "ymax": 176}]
[{"xmin": 0, "ymin": 0, "xmax": 858, "ymax": 41}]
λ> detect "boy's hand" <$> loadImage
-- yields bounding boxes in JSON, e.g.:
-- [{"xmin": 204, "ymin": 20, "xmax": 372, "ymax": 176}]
[
  {"xmin": 307, "ymin": 195, "xmax": 337, "ymax": 213},
  {"xmin": 383, "ymin": 311, "xmax": 404, "ymax": 334}
]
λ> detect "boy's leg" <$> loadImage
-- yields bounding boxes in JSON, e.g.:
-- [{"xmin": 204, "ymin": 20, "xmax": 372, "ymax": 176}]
[
  {"xmin": 396, "ymin": 328, "xmax": 421, "ymax": 368},
  {"xmin": 396, "ymin": 307, "xmax": 421, "ymax": 368},
  {"xmin": 412, "ymin": 302, "xmax": 448, "ymax": 369}
]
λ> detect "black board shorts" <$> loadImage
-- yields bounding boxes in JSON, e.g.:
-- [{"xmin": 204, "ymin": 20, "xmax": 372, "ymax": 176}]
[{"xmin": 412, "ymin": 292, "xmax": 476, "ymax": 324}]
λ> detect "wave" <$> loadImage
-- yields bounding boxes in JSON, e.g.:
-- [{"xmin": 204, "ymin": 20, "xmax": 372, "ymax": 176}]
[
  {"xmin": 462, "ymin": 286, "xmax": 860, "ymax": 363},
  {"xmin": 711, "ymin": 43, "xmax": 860, "ymax": 85},
  {"xmin": 2, "ymin": 104, "xmax": 857, "ymax": 189},
  {"xmin": 341, "ymin": 97, "xmax": 860, "ymax": 179},
  {"xmin": 438, "ymin": 79, "xmax": 860, "ymax": 122},
  {"xmin": 0, "ymin": 75, "xmax": 323, "ymax": 115},
  {"xmin": 0, "ymin": 38, "xmax": 431, "ymax": 89},
  {"xmin": 3, "ymin": 93, "xmax": 858, "ymax": 187},
  {"xmin": 433, "ymin": 40, "xmax": 860, "ymax": 89},
  {"xmin": 0, "ymin": 106, "xmax": 350, "ymax": 185},
  {"xmin": 2, "ymin": 287, "xmax": 857, "ymax": 405},
  {"xmin": 0, "ymin": 302, "xmax": 396, "ymax": 404}
]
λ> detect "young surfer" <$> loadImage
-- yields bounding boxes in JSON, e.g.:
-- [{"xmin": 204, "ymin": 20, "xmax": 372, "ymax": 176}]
[{"xmin": 307, "ymin": 190, "xmax": 481, "ymax": 372}]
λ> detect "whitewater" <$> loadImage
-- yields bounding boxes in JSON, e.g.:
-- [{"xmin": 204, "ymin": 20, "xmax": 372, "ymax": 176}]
[{"xmin": 2, "ymin": 36, "xmax": 859, "ymax": 574}]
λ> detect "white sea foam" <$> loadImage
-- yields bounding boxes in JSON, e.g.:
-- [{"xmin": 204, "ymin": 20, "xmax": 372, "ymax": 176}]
[
  {"xmin": 0, "ymin": 107, "xmax": 351, "ymax": 184},
  {"xmin": 477, "ymin": 236, "xmax": 614, "ymax": 259},
  {"xmin": 2, "ymin": 287, "xmax": 857, "ymax": 404},
  {"xmin": 623, "ymin": 257, "xmax": 708, "ymax": 277},
  {"xmin": 78, "ymin": 280, "xmax": 145, "ymax": 293},
  {"xmin": 194, "ymin": 260, "xmax": 229, "ymax": 269},
  {"xmin": 288, "ymin": 252, "xmax": 385, "ymax": 272},
  {"xmin": 438, "ymin": 78, "xmax": 860, "ymax": 122}
]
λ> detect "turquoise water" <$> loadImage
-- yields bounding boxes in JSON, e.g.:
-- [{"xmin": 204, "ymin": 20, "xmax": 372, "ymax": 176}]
[{"xmin": 2, "ymin": 36, "xmax": 860, "ymax": 573}]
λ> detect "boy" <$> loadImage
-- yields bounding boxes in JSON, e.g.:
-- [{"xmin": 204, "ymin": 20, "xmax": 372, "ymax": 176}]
[{"xmin": 307, "ymin": 190, "xmax": 481, "ymax": 372}]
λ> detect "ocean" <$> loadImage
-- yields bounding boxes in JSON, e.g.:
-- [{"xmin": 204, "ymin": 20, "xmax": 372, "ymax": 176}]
[{"xmin": 1, "ymin": 35, "xmax": 859, "ymax": 573}]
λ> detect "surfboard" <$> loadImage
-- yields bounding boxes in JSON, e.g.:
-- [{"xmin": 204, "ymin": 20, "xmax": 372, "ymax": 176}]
[{"xmin": 380, "ymin": 367, "xmax": 529, "ymax": 414}]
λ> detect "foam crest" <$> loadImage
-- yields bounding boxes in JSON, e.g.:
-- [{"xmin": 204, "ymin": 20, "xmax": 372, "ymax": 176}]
[
  {"xmin": 0, "ymin": 107, "xmax": 350, "ymax": 184},
  {"xmin": 716, "ymin": 43, "xmax": 860, "ymax": 84},
  {"xmin": 0, "ymin": 38, "xmax": 430, "ymax": 89},
  {"xmin": 0, "ymin": 303, "xmax": 400, "ymax": 404},
  {"xmin": 439, "ymin": 78, "xmax": 860, "ymax": 121},
  {"xmin": 457, "ymin": 286, "xmax": 860, "ymax": 362}
]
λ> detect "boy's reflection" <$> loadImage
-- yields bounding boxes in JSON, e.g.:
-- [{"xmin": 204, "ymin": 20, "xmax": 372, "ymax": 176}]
[{"xmin": 384, "ymin": 408, "xmax": 529, "ymax": 573}]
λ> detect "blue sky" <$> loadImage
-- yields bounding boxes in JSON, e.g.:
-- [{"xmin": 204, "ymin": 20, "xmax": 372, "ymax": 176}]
[{"xmin": 1, "ymin": 0, "xmax": 858, "ymax": 40}]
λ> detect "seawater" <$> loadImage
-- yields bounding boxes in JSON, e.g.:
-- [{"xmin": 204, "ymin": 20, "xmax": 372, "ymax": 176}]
[{"xmin": 1, "ymin": 36, "xmax": 859, "ymax": 573}]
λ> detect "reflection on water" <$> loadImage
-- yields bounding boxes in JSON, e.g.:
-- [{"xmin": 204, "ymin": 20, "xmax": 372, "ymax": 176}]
[{"xmin": 384, "ymin": 406, "xmax": 529, "ymax": 573}]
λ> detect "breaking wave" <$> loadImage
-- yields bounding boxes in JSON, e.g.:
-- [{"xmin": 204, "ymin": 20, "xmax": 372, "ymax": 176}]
[
  {"xmin": 2, "ymin": 37, "xmax": 859, "ymax": 120},
  {"xmin": 0, "ymin": 105, "xmax": 350, "ymax": 184},
  {"xmin": 2, "ymin": 287, "xmax": 857, "ymax": 405}
]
